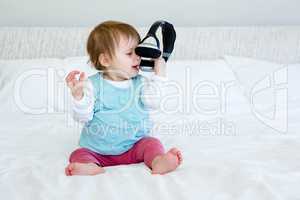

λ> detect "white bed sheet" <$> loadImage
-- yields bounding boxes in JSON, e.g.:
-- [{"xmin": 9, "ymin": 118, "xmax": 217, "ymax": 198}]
[
  {"xmin": 0, "ymin": 113, "xmax": 300, "ymax": 200},
  {"xmin": 0, "ymin": 59, "xmax": 299, "ymax": 200}
]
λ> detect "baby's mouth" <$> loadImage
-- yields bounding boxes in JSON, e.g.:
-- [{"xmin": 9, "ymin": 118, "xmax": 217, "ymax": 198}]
[{"xmin": 132, "ymin": 65, "xmax": 139, "ymax": 70}]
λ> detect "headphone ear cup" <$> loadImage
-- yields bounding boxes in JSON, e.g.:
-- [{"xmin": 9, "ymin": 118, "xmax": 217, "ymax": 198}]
[
  {"xmin": 135, "ymin": 46, "xmax": 161, "ymax": 59},
  {"xmin": 135, "ymin": 36, "xmax": 161, "ymax": 58},
  {"xmin": 161, "ymin": 22, "xmax": 176, "ymax": 62}
]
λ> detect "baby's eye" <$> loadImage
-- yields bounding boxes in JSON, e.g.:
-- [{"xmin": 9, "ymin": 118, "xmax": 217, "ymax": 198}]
[{"xmin": 126, "ymin": 52, "xmax": 133, "ymax": 56}]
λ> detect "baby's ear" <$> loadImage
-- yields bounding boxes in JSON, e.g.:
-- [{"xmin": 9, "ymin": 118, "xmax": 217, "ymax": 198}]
[{"xmin": 98, "ymin": 53, "xmax": 110, "ymax": 68}]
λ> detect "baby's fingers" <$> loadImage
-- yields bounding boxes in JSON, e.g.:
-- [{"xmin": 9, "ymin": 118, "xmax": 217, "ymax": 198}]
[
  {"xmin": 65, "ymin": 70, "xmax": 80, "ymax": 84},
  {"xmin": 79, "ymin": 72, "xmax": 86, "ymax": 82}
]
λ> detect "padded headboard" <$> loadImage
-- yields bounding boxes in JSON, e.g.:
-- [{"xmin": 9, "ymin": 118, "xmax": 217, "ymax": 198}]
[{"xmin": 1, "ymin": 26, "xmax": 300, "ymax": 63}]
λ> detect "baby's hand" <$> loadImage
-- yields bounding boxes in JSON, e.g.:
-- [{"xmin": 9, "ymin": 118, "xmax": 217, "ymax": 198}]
[
  {"xmin": 65, "ymin": 70, "xmax": 86, "ymax": 100},
  {"xmin": 153, "ymin": 57, "xmax": 166, "ymax": 77}
]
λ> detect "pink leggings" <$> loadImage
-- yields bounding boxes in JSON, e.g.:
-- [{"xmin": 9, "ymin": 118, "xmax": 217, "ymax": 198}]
[{"xmin": 69, "ymin": 137, "xmax": 164, "ymax": 169}]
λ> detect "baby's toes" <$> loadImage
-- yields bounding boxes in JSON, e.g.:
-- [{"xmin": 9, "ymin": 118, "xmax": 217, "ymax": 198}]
[
  {"xmin": 65, "ymin": 167, "xmax": 69, "ymax": 176},
  {"xmin": 65, "ymin": 165, "xmax": 73, "ymax": 176},
  {"xmin": 177, "ymin": 151, "xmax": 183, "ymax": 164},
  {"xmin": 169, "ymin": 148, "xmax": 182, "ymax": 164}
]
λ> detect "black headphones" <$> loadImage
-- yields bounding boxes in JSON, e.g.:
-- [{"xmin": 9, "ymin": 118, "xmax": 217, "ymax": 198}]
[{"xmin": 135, "ymin": 20, "xmax": 176, "ymax": 72}]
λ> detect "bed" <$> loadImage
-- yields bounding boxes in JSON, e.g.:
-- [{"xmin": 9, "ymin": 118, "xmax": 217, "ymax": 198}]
[{"xmin": 0, "ymin": 26, "xmax": 300, "ymax": 200}]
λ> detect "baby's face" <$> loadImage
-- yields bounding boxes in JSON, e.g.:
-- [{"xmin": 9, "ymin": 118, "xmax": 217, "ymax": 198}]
[{"xmin": 108, "ymin": 35, "xmax": 141, "ymax": 80}]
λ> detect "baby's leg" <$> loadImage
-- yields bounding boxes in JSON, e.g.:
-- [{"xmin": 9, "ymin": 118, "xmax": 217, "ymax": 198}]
[
  {"xmin": 65, "ymin": 148, "xmax": 105, "ymax": 176},
  {"xmin": 132, "ymin": 137, "xmax": 182, "ymax": 174}
]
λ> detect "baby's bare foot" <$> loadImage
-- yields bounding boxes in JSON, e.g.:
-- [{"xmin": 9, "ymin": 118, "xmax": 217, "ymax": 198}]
[
  {"xmin": 151, "ymin": 147, "xmax": 183, "ymax": 175},
  {"xmin": 65, "ymin": 162, "xmax": 105, "ymax": 176}
]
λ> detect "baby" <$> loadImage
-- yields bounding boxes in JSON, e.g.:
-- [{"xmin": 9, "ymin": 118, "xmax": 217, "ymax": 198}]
[{"xmin": 65, "ymin": 21, "xmax": 182, "ymax": 176}]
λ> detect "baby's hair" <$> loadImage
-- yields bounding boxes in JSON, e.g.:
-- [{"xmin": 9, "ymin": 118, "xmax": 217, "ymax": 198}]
[{"xmin": 87, "ymin": 20, "xmax": 141, "ymax": 71}]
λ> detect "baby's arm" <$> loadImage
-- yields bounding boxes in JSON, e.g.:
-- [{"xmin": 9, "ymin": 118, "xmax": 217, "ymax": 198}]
[
  {"xmin": 65, "ymin": 71, "xmax": 95, "ymax": 123},
  {"xmin": 71, "ymin": 79, "xmax": 95, "ymax": 123},
  {"xmin": 141, "ymin": 57, "xmax": 168, "ymax": 109},
  {"xmin": 141, "ymin": 74, "xmax": 168, "ymax": 110}
]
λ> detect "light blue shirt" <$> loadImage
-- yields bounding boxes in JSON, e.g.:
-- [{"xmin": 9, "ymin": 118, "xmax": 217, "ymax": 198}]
[{"xmin": 79, "ymin": 72, "xmax": 152, "ymax": 155}]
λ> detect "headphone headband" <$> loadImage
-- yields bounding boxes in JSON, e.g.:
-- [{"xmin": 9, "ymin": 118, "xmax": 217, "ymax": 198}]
[
  {"xmin": 135, "ymin": 20, "xmax": 176, "ymax": 71},
  {"xmin": 144, "ymin": 20, "xmax": 176, "ymax": 61}
]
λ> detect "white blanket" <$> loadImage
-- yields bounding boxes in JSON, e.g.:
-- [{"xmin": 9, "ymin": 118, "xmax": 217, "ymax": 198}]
[
  {"xmin": 0, "ymin": 115, "xmax": 299, "ymax": 200},
  {"xmin": 0, "ymin": 57, "xmax": 299, "ymax": 199}
]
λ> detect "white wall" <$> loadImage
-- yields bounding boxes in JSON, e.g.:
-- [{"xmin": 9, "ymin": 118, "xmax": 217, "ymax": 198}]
[{"xmin": 1, "ymin": 0, "xmax": 299, "ymax": 27}]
